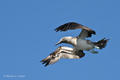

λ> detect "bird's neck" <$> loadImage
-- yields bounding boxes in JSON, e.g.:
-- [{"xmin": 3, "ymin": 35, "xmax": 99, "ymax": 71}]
[{"xmin": 69, "ymin": 37, "xmax": 77, "ymax": 46}]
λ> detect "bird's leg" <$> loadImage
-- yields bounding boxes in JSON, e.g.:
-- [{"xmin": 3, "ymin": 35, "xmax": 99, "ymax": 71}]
[
  {"xmin": 89, "ymin": 50, "xmax": 98, "ymax": 54},
  {"xmin": 90, "ymin": 43, "xmax": 100, "ymax": 49}
]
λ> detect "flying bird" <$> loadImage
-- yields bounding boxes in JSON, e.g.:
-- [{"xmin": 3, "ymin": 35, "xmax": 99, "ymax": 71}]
[{"xmin": 41, "ymin": 22, "xmax": 109, "ymax": 67}]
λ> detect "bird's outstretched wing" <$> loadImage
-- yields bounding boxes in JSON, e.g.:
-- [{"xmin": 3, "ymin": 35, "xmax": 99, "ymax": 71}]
[
  {"xmin": 41, "ymin": 46, "xmax": 85, "ymax": 67},
  {"xmin": 54, "ymin": 22, "xmax": 96, "ymax": 38}
]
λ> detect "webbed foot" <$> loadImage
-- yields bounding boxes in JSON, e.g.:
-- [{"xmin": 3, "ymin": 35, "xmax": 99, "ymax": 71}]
[{"xmin": 89, "ymin": 50, "xmax": 98, "ymax": 54}]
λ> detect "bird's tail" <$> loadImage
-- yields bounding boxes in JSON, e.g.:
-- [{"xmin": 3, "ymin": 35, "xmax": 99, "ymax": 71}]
[{"xmin": 93, "ymin": 38, "xmax": 110, "ymax": 49}]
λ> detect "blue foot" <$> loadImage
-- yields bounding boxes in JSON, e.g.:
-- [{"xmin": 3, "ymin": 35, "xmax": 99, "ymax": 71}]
[{"xmin": 89, "ymin": 50, "xmax": 98, "ymax": 54}]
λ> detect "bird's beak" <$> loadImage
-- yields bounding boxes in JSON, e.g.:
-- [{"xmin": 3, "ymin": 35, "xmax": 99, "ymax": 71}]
[
  {"xmin": 55, "ymin": 40, "xmax": 67, "ymax": 46},
  {"xmin": 55, "ymin": 41, "xmax": 62, "ymax": 46}
]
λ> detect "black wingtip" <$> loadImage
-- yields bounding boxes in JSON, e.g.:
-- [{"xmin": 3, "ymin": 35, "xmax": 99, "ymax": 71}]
[
  {"xmin": 54, "ymin": 28, "xmax": 59, "ymax": 32},
  {"xmin": 93, "ymin": 31, "xmax": 96, "ymax": 35},
  {"xmin": 41, "ymin": 59, "xmax": 51, "ymax": 67}
]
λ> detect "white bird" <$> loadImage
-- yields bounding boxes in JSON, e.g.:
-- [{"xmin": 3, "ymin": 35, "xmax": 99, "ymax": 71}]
[{"xmin": 41, "ymin": 22, "xmax": 109, "ymax": 67}]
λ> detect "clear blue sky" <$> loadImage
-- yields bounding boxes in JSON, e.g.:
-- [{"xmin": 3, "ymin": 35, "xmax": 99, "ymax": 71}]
[{"xmin": 0, "ymin": 0, "xmax": 120, "ymax": 80}]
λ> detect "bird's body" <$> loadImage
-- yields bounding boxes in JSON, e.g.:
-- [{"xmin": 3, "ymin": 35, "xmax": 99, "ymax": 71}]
[
  {"xmin": 41, "ymin": 22, "xmax": 109, "ymax": 67},
  {"xmin": 75, "ymin": 38, "xmax": 94, "ymax": 51},
  {"xmin": 60, "ymin": 36, "xmax": 94, "ymax": 51}
]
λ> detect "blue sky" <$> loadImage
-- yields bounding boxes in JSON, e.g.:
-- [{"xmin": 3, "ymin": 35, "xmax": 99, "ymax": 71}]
[{"xmin": 0, "ymin": 0, "xmax": 120, "ymax": 80}]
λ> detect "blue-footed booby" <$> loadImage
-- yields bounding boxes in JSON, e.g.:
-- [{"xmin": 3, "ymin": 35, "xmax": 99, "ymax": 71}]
[{"xmin": 41, "ymin": 22, "xmax": 109, "ymax": 67}]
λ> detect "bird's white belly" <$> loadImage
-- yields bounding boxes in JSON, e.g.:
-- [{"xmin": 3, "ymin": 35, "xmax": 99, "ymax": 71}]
[{"xmin": 75, "ymin": 39, "xmax": 93, "ymax": 51}]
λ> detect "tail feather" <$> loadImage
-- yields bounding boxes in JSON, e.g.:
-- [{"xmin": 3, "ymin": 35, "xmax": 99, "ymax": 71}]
[{"xmin": 93, "ymin": 38, "xmax": 110, "ymax": 49}]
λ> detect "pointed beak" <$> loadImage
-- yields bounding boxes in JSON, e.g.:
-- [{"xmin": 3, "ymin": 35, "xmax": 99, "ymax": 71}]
[{"xmin": 55, "ymin": 41, "xmax": 62, "ymax": 46}]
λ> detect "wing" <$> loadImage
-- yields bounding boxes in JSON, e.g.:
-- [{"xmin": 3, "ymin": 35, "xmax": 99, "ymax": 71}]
[
  {"xmin": 54, "ymin": 22, "xmax": 96, "ymax": 38},
  {"xmin": 41, "ymin": 46, "xmax": 85, "ymax": 67},
  {"xmin": 78, "ymin": 29, "xmax": 93, "ymax": 39}
]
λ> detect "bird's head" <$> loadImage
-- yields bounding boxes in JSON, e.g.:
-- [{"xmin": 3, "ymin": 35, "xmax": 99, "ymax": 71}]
[{"xmin": 55, "ymin": 36, "xmax": 72, "ymax": 46}]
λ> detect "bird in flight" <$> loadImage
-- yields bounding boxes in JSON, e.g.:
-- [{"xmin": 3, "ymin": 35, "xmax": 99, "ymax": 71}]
[{"xmin": 41, "ymin": 22, "xmax": 109, "ymax": 67}]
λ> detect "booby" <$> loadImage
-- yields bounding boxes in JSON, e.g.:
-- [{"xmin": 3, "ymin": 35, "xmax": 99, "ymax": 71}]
[{"xmin": 41, "ymin": 22, "xmax": 109, "ymax": 67}]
